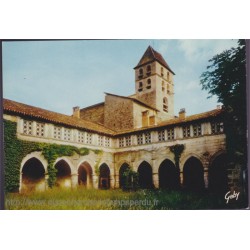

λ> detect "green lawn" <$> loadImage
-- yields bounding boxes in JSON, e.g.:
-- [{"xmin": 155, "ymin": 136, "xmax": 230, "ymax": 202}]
[{"xmin": 5, "ymin": 187, "xmax": 232, "ymax": 210}]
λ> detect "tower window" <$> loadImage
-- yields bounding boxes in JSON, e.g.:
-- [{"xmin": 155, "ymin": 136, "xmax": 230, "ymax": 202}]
[
  {"xmin": 161, "ymin": 67, "xmax": 164, "ymax": 76},
  {"xmin": 146, "ymin": 79, "xmax": 151, "ymax": 89},
  {"xmin": 138, "ymin": 82, "xmax": 143, "ymax": 92},
  {"xmin": 162, "ymin": 81, "xmax": 165, "ymax": 91},
  {"xmin": 139, "ymin": 68, "xmax": 143, "ymax": 79},
  {"xmin": 163, "ymin": 97, "xmax": 168, "ymax": 112},
  {"xmin": 167, "ymin": 72, "xmax": 170, "ymax": 81},
  {"xmin": 146, "ymin": 65, "xmax": 151, "ymax": 75}
]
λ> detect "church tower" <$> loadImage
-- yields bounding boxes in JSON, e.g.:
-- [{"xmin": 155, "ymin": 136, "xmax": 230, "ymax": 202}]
[{"xmin": 134, "ymin": 46, "xmax": 175, "ymax": 120}]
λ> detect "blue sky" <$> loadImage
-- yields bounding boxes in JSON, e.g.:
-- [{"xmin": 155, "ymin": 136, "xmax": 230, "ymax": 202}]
[{"xmin": 2, "ymin": 39, "xmax": 238, "ymax": 116}]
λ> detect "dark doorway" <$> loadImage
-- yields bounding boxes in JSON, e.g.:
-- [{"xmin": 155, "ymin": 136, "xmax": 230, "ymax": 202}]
[
  {"xmin": 55, "ymin": 160, "xmax": 71, "ymax": 188},
  {"xmin": 99, "ymin": 163, "xmax": 110, "ymax": 189},
  {"xmin": 159, "ymin": 159, "xmax": 178, "ymax": 189},
  {"xmin": 209, "ymin": 154, "xmax": 228, "ymax": 194},
  {"xmin": 78, "ymin": 162, "xmax": 93, "ymax": 188},
  {"xmin": 22, "ymin": 157, "xmax": 45, "ymax": 192},
  {"xmin": 119, "ymin": 163, "xmax": 130, "ymax": 189},
  {"xmin": 183, "ymin": 157, "xmax": 205, "ymax": 191},
  {"xmin": 138, "ymin": 161, "xmax": 153, "ymax": 189}
]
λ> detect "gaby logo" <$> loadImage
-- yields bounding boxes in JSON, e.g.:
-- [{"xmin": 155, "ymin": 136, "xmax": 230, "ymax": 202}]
[{"xmin": 225, "ymin": 190, "xmax": 240, "ymax": 204}]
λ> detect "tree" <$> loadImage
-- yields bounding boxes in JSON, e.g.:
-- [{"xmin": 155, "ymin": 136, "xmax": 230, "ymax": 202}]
[{"xmin": 200, "ymin": 40, "xmax": 247, "ymax": 172}]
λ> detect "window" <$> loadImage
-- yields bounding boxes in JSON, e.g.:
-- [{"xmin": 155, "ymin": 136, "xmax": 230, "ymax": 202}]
[
  {"xmin": 63, "ymin": 128, "xmax": 71, "ymax": 141},
  {"xmin": 137, "ymin": 134, "xmax": 143, "ymax": 145},
  {"xmin": 139, "ymin": 68, "xmax": 143, "ymax": 78},
  {"xmin": 211, "ymin": 121, "xmax": 224, "ymax": 134},
  {"xmin": 86, "ymin": 133, "xmax": 92, "ymax": 144},
  {"xmin": 146, "ymin": 65, "xmax": 151, "ymax": 75},
  {"xmin": 98, "ymin": 135, "xmax": 103, "ymax": 146},
  {"xmin": 167, "ymin": 128, "xmax": 174, "ymax": 140},
  {"xmin": 158, "ymin": 130, "xmax": 166, "ymax": 142},
  {"xmin": 138, "ymin": 82, "xmax": 143, "ymax": 92},
  {"xmin": 119, "ymin": 137, "xmax": 125, "ymax": 148},
  {"xmin": 78, "ymin": 131, "xmax": 85, "ymax": 143},
  {"xmin": 162, "ymin": 81, "xmax": 165, "ymax": 91},
  {"xmin": 167, "ymin": 71, "xmax": 170, "ymax": 81},
  {"xmin": 161, "ymin": 67, "xmax": 164, "ymax": 76},
  {"xmin": 125, "ymin": 136, "xmax": 132, "ymax": 146},
  {"xmin": 36, "ymin": 122, "xmax": 45, "ymax": 137},
  {"xmin": 105, "ymin": 137, "xmax": 110, "ymax": 147},
  {"xmin": 183, "ymin": 125, "xmax": 191, "ymax": 138},
  {"xmin": 146, "ymin": 79, "xmax": 151, "ymax": 89},
  {"xmin": 53, "ymin": 126, "xmax": 61, "ymax": 139},
  {"xmin": 23, "ymin": 120, "xmax": 32, "ymax": 135},
  {"xmin": 145, "ymin": 132, "xmax": 151, "ymax": 144},
  {"xmin": 167, "ymin": 84, "xmax": 170, "ymax": 94},
  {"xmin": 193, "ymin": 124, "xmax": 202, "ymax": 136},
  {"xmin": 163, "ymin": 97, "xmax": 168, "ymax": 112}
]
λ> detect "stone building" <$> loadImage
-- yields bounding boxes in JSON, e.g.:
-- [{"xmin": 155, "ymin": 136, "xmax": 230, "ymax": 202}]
[{"xmin": 3, "ymin": 46, "xmax": 228, "ymax": 193}]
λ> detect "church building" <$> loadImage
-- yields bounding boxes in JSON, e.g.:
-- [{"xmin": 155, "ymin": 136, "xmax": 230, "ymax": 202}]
[{"xmin": 3, "ymin": 46, "xmax": 229, "ymax": 193}]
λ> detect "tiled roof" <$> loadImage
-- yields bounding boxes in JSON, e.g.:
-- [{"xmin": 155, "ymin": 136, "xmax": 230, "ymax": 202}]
[
  {"xmin": 3, "ymin": 98, "xmax": 223, "ymax": 136},
  {"xmin": 115, "ymin": 109, "xmax": 224, "ymax": 135},
  {"xmin": 134, "ymin": 46, "xmax": 175, "ymax": 75},
  {"xmin": 3, "ymin": 98, "xmax": 115, "ymax": 135}
]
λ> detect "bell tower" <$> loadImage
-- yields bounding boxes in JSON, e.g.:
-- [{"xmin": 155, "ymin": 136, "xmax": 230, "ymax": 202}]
[{"xmin": 134, "ymin": 46, "xmax": 175, "ymax": 120}]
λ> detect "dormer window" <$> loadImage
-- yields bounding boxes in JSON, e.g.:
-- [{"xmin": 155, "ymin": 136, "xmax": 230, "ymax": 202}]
[
  {"xmin": 138, "ymin": 82, "xmax": 143, "ymax": 92},
  {"xmin": 146, "ymin": 79, "xmax": 151, "ymax": 89},
  {"xmin": 161, "ymin": 67, "xmax": 164, "ymax": 77},
  {"xmin": 139, "ymin": 68, "xmax": 143, "ymax": 79},
  {"xmin": 163, "ymin": 97, "xmax": 168, "ymax": 112},
  {"xmin": 146, "ymin": 65, "xmax": 151, "ymax": 75}
]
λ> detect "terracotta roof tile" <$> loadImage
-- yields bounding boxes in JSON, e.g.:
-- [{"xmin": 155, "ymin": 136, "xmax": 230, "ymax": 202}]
[{"xmin": 3, "ymin": 98, "xmax": 115, "ymax": 135}]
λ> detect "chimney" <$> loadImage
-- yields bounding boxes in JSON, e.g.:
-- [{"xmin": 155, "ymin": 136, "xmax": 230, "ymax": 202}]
[
  {"xmin": 73, "ymin": 106, "xmax": 80, "ymax": 118},
  {"xmin": 179, "ymin": 108, "xmax": 186, "ymax": 119}
]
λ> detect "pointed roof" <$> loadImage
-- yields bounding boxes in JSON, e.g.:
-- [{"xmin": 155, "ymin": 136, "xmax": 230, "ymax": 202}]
[{"xmin": 134, "ymin": 46, "xmax": 175, "ymax": 75}]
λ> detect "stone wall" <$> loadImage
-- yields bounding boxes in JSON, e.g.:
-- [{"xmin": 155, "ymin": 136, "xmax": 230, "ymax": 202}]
[
  {"xmin": 80, "ymin": 103, "xmax": 105, "ymax": 124},
  {"xmin": 104, "ymin": 95, "xmax": 134, "ymax": 131}
]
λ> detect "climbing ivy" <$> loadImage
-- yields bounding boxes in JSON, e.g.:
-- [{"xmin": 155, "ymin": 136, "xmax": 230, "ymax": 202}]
[{"xmin": 3, "ymin": 120, "xmax": 94, "ymax": 191}]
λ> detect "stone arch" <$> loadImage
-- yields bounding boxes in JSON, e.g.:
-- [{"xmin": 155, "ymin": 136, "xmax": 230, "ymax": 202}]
[
  {"xmin": 180, "ymin": 153, "xmax": 203, "ymax": 172},
  {"xmin": 158, "ymin": 159, "xmax": 178, "ymax": 189},
  {"xmin": 183, "ymin": 157, "xmax": 205, "ymax": 191},
  {"xmin": 99, "ymin": 163, "xmax": 110, "ymax": 189},
  {"xmin": 77, "ymin": 161, "xmax": 93, "ymax": 188},
  {"xmin": 54, "ymin": 159, "xmax": 72, "ymax": 188},
  {"xmin": 20, "ymin": 157, "xmax": 46, "ymax": 192},
  {"xmin": 138, "ymin": 161, "xmax": 154, "ymax": 189},
  {"xmin": 119, "ymin": 163, "xmax": 131, "ymax": 189},
  {"xmin": 208, "ymin": 152, "xmax": 228, "ymax": 194}
]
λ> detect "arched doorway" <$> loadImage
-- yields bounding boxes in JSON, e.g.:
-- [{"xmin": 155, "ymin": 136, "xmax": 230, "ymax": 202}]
[
  {"xmin": 21, "ymin": 157, "xmax": 45, "ymax": 192},
  {"xmin": 99, "ymin": 164, "xmax": 110, "ymax": 189},
  {"xmin": 209, "ymin": 154, "xmax": 228, "ymax": 194},
  {"xmin": 138, "ymin": 161, "xmax": 153, "ymax": 189},
  {"xmin": 183, "ymin": 157, "xmax": 204, "ymax": 191},
  {"xmin": 78, "ymin": 162, "xmax": 93, "ymax": 188},
  {"xmin": 159, "ymin": 159, "xmax": 178, "ymax": 189},
  {"xmin": 55, "ymin": 160, "xmax": 72, "ymax": 188},
  {"xmin": 119, "ymin": 163, "xmax": 130, "ymax": 189}
]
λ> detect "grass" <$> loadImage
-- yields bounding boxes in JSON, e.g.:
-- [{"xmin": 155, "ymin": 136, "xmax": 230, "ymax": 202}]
[{"xmin": 5, "ymin": 187, "xmax": 233, "ymax": 210}]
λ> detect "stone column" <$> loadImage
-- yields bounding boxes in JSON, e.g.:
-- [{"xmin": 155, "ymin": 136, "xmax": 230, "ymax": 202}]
[
  {"xmin": 180, "ymin": 171, "xmax": 184, "ymax": 186},
  {"xmin": 110, "ymin": 176, "xmax": 115, "ymax": 189},
  {"xmin": 204, "ymin": 168, "xmax": 209, "ymax": 189},
  {"xmin": 45, "ymin": 173, "xmax": 49, "ymax": 190},
  {"xmin": 71, "ymin": 173, "xmax": 78, "ymax": 188},
  {"xmin": 152, "ymin": 172, "xmax": 159, "ymax": 188},
  {"xmin": 92, "ymin": 174, "xmax": 99, "ymax": 189}
]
